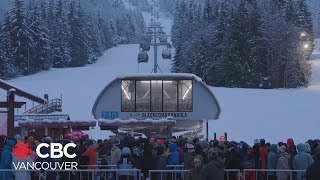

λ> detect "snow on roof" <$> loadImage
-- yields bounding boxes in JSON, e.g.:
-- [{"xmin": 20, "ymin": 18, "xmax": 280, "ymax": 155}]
[
  {"xmin": 15, "ymin": 114, "xmax": 70, "ymax": 121},
  {"xmin": 98, "ymin": 118, "xmax": 176, "ymax": 124}
]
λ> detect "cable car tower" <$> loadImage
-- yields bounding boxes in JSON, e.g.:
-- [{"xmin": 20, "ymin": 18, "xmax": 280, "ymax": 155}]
[{"xmin": 137, "ymin": 0, "xmax": 172, "ymax": 73}]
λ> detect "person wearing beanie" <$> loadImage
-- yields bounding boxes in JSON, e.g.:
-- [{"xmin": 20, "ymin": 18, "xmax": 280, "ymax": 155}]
[
  {"xmin": 276, "ymin": 146, "xmax": 291, "ymax": 180},
  {"xmin": 200, "ymin": 147, "xmax": 224, "ymax": 180},
  {"xmin": 14, "ymin": 134, "xmax": 22, "ymax": 143},
  {"xmin": 306, "ymin": 145, "xmax": 320, "ymax": 180},
  {"xmin": 117, "ymin": 147, "xmax": 135, "ymax": 180},
  {"xmin": 287, "ymin": 138, "xmax": 295, "ymax": 148},
  {"xmin": 188, "ymin": 155, "xmax": 204, "ymax": 180}
]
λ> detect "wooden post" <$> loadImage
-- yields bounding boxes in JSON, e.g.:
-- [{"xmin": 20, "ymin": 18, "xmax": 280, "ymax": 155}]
[{"xmin": 0, "ymin": 89, "xmax": 25, "ymax": 137}]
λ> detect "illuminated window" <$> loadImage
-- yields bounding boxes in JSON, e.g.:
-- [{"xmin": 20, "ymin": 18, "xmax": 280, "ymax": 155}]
[
  {"xmin": 151, "ymin": 80, "xmax": 163, "ymax": 111},
  {"xmin": 121, "ymin": 80, "xmax": 135, "ymax": 111},
  {"xmin": 163, "ymin": 80, "xmax": 178, "ymax": 111},
  {"xmin": 121, "ymin": 79, "xmax": 193, "ymax": 112},
  {"xmin": 136, "ymin": 81, "xmax": 150, "ymax": 111},
  {"xmin": 178, "ymin": 80, "xmax": 192, "ymax": 112}
]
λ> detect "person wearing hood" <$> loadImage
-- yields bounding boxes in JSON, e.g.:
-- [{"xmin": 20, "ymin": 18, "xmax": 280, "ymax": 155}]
[
  {"xmin": 200, "ymin": 147, "xmax": 225, "ymax": 180},
  {"xmin": 188, "ymin": 155, "xmax": 204, "ymax": 180},
  {"xmin": 276, "ymin": 146, "xmax": 291, "ymax": 180},
  {"xmin": 0, "ymin": 140, "xmax": 15, "ymax": 180},
  {"xmin": 11, "ymin": 147, "xmax": 34, "ymax": 180},
  {"xmin": 267, "ymin": 144, "xmax": 278, "ymax": 180},
  {"xmin": 293, "ymin": 143, "xmax": 314, "ymax": 179},
  {"xmin": 117, "ymin": 147, "xmax": 136, "ymax": 180},
  {"xmin": 167, "ymin": 143, "xmax": 179, "ymax": 167},
  {"xmin": 306, "ymin": 145, "xmax": 320, "ymax": 180}
]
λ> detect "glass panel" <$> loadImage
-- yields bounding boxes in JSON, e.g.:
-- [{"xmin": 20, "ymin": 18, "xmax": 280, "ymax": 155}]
[
  {"xmin": 121, "ymin": 80, "xmax": 135, "ymax": 112},
  {"xmin": 178, "ymin": 80, "xmax": 192, "ymax": 112},
  {"xmin": 136, "ymin": 81, "xmax": 150, "ymax": 111},
  {"xmin": 163, "ymin": 80, "xmax": 178, "ymax": 112},
  {"xmin": 151, "ymin": 80, "xmax": 163, "ymax": 112}
]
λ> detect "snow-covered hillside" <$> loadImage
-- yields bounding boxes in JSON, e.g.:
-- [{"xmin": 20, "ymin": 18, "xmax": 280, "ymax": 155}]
[{"xmin": 1, "ymin": 8, "xmax": 320, "ymax": 145}]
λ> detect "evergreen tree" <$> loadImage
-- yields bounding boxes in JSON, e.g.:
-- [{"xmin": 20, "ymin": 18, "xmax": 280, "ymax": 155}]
[
  {"xmin": 52, "ymin": 0, "xmax": 71, "ymax": 68},
  {"xmin": 68, "ymin": 0, "xmax": 88, "ymax": 67},
  {"xmin": 28, "ymin": 1, "xmax": 51, "ymax": 72},
  {"xmin": 9, "ymin": 0, "xmax": 33, "ymax": 75}
]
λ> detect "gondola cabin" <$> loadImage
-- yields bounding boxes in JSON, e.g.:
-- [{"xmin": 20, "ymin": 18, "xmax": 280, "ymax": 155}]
[{"xmin": 92, "ymin": 74, "xmax": 221, "ymax": 137}]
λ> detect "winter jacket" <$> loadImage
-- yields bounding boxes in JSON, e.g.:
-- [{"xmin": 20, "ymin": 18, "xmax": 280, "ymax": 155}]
[
  {"xmin": 82, "ymin": 145, "xmax": 98, "ymax": 169},
  {"xmin": 188, "ymin": 166, "xmax": 203, "ymax": 180},
  {"xmin": 111, "ymin": 146, "xmax": 122, "ymax": 165},
  {"xmin": 11, "ymin": 154, "xmax": 33, "ymax": 180},
  {"xmin": 200, "ymin": 157, "xmax": 225, "ymax": 180},
  {"xmin": 306, "ymin": 145, "xmax": 320, "ymax": 180},
  {"xmin": 276, "ymin": 152, "xmax": 291, "ymax": 180},
  {"xmin": 168, "ymin": 143, "xmax": 179, "ymax": 167},
  {"xmin": 267, "ymin": 144, "xmax": 278, "ymax": 176},
  {"xmin": 293, "ymin": 143, "xmax": 314, "ymax": 179},
  {"xmin": 260, "ymin": 146, "xmax": 268, "ymax": 170},
  {"xmin": 0, "ymin": 140, "xmax": 15, "ymax": 180}
]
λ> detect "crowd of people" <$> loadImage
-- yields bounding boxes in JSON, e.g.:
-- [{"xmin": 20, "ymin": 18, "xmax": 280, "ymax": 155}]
[{"xmin": 0, "ymin": 134, "xmax": 319, "ymax": 180}]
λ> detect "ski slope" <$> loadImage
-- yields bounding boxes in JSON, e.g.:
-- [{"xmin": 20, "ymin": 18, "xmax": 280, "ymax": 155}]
[{"xmin": 1, "ymin": 9, "xmax": 320, "ymax": 144}]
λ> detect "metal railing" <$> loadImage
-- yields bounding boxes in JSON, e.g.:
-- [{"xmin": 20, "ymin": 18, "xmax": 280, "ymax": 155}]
[
  {"xmin": 24, "ymin": 98, "xmax": 62, "ymax": 114},
  {"xmin": 243, "ymin": 169, "xmax": 307, "ymax": 180},
  {"xmin": 0, "ymin": 168, "xmax": 307, "ymax": 180},
  {"xmin": 0, "ymin": 169, "xmax": 41, "ymax": 180},
  {"xmin": 149, "ymin": 169, "xmax": 189, "ymax": 180},
  {"xmin": 0, "ymin": 169, "xmax": 141, "ymax": 180}
]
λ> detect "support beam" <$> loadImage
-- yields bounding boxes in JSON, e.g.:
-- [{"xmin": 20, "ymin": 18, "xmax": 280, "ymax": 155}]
[{"xmin": 0, "ymin": 80, "xmax": 46, "ymax": 104}]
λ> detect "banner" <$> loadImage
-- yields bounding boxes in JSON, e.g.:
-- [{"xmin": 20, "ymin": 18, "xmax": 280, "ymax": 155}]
[{"xmin": 0, "ymin": 112, "xmax": 7, "ymax": 135}]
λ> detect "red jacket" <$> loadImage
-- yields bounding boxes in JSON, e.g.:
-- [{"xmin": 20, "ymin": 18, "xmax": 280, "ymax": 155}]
[
  {"xmin": 82, "ymin": 145, "xmax": 99, "ymax": 169},
  {"xmin": 259, "ymin": 146, "xmax": 268, "ymax": 169}
]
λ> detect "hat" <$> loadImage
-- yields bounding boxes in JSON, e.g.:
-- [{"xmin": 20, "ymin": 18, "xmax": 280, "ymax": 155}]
[
  {"xmin": 157, "ymin": 139, "xmax": 165, "ymax": 145},
  {"xmin": 113, "ymin": 139, "xmax": 120, "ymax": 146},
  {"xmin": 186, "ymin": 143, "xmax": 195, "ymax": 153},
  {"xmin": 45, "ymin": 136, "xmax": 51, "ymax": 142},
  {"xmin": 187, "ymin": 137, "xmax": 193, "ymax": 144},
  {"xmin": 208, "ymin": 147, "xmax": 218, "ymax": 158},
  {"xmin": 15, "ymin": 134, "xmax": 21, "ymax": 141},
  {"xmin": 194, "ymin": 155, "xmax": 204, "ymax": 163},
  {"xmin": 277, "ymin": 146, "xmax": 286, "ymax": 153},
  {"xmin": 121, "ymin": 147, "xmax": 131, "ymax": 155}
]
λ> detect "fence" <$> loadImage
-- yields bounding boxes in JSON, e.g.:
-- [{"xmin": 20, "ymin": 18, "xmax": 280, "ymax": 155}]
[
  {"xmin": 0, "ymin": 169, "xmax": 141, "ymax": 180},
  {"xmin": 243, "ymin": 169, "xmax": 307, "ymax": 180},
  {"xmin": 0, "ymin": 168, "xmax": 307, "ymax": 180}
]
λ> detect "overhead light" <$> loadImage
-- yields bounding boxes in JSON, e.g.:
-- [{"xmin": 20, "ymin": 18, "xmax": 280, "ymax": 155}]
[
  {"xmin": 121, "ymin": 85, "xmax": 130, "ymax": 100},
  {"xmin": 182, "ymin": 85, "xmax": 192, "ymax": 99},
  {"xmin": 141, "ymin": 80, "xmax": 173, "ymax": 83}
]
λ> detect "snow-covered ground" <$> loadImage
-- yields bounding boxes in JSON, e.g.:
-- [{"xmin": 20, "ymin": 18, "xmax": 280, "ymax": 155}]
[{"xmin": 1, "ymin": 6, "xmax": 320, "ymax": 145}]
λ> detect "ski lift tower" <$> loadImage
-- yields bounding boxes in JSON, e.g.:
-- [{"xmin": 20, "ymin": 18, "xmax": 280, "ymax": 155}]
[{"xmin": 138, "ymin": 0, "xmax": 171, "ymax": 73}]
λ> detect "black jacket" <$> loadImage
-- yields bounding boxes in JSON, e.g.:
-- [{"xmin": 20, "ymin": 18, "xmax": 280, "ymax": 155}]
[{"xmin": 200, "ymin": 158, "xmax": 225, "ymax": 180}]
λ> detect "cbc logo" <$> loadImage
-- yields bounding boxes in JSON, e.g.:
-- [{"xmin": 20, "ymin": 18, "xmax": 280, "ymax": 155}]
[{"xmin": 36, "ymin": 143, "xmax": 76, "ymax": 158}]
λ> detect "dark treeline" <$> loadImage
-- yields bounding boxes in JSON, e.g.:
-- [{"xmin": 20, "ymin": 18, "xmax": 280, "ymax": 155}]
[
  {"xmin": 0, "ymin": 0, "xmax": 145, "ymax": 79},
  {"xmin": 171, "ymin": 0, "xmax": 314, "ymax": 88}
]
